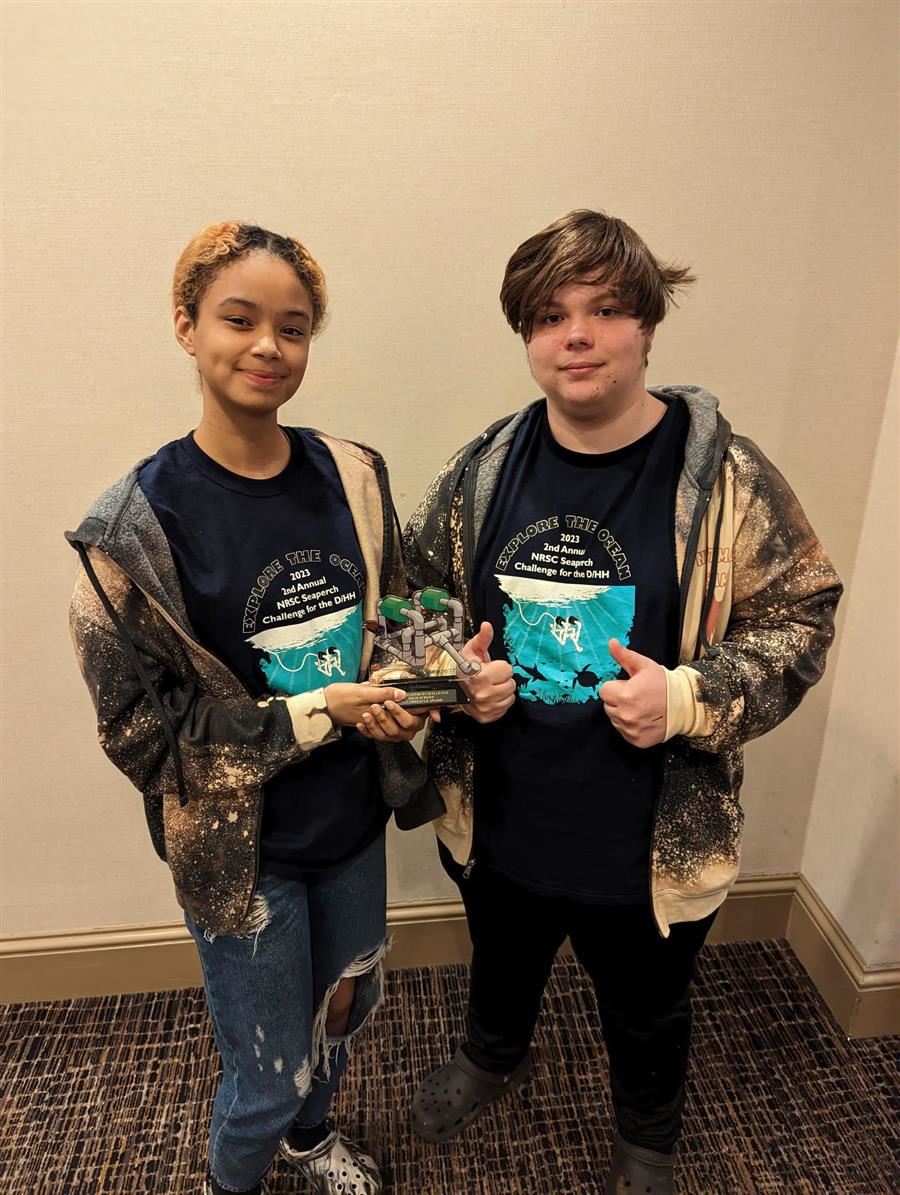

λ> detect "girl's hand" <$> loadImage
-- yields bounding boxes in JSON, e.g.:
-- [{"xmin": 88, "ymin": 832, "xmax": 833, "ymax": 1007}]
[
  {"xmin": 355, "ymin": 698, "xmax": 432, "ymax": 742},
  {"xmin": 324, "ymin": 683, "xmax": 407, "ymax": 728}
]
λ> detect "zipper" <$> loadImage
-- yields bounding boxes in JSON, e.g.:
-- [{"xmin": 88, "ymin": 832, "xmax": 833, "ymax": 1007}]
[
  {"xmin": 460, "ymin": 457, "xmax": 479, "ymax": 629},
  {"xmin": 451, "ymin": 419, "xmax": 519, "ymax": 887},
  {"xmin": 372, "ymin": 453, "xmax": 395, "ymax": 599},
  {"xmin": 459, "ymin": 443, "xmax": 487, "ymax": 880},
  {"xmin": 676, "ymin": 485, "xmax": 713, "ymax": 650},
  {"xmin": 453, "ymin": 422, "xmax": 507, "ymax": 626},
  {"xmin": 647, "ymin": 757, "xmax": 669, "ymax": 936},
  {"xmin": 648, "ymin": 479, "xmax": 714, "ymax": 934}
]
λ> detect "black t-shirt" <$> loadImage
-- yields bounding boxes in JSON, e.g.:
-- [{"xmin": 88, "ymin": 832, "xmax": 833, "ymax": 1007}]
[
  {"xmin": 472, "ymin": 398, "xmax": 689, "ymax": 902},
  {"xmin": 140, "ymin": 428, "xmax": 384, "ymax": 877}
]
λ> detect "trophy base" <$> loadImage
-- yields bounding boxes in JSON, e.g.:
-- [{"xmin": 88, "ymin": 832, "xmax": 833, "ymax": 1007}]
[{"xmin": 388, "ymin": 676, "xmax": 470, "ymax": 709}]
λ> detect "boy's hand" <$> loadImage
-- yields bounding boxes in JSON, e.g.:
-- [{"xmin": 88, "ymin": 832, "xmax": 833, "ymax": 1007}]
[
  {"xmin": 598, "ymin": 638, "xmax": 667, "ymax": 748},
  {"xmin": 459, "ymin": 622, "xmax": 516, "ymax": 724}
]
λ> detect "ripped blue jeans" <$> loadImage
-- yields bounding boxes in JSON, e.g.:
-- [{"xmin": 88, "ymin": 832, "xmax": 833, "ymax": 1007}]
[{"xmin": 185, "ymin": 831, "xmax": 387, "ymax": 1193}]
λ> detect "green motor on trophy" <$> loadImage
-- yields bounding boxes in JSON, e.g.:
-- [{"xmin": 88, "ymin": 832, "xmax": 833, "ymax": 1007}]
[{"xmin": 367, "ymin": 587, "xmax": 481, "ymax": 709}]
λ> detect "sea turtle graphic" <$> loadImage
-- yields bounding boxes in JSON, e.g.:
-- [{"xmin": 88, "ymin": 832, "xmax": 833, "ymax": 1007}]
[{"xmin": 570, "ymin": 663, "xmax": 603, "ymax": 694}]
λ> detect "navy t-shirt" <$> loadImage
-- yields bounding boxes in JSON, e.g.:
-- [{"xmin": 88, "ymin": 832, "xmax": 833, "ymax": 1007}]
[
  {"xmin": 472, "ymin": 398, "xmax": 689, "ymax": 902},
  {"xmin": 140, "ymin": 428, "xmax": 384, "ymax": 877}
]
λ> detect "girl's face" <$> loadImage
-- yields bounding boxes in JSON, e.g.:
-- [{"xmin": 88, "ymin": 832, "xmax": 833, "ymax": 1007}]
[{"xmin": 174, "ymin": 251, "xmax": 314, "ymax": 418}]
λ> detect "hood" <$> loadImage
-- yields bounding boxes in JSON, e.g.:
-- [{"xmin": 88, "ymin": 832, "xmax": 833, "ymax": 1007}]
[
  {"xmin": 651, "ymin": 385, "xmax": 732, "ymax": 492},
  {"xmin": 65, "ymin": 459, "xmax": 194, "ymax": 633}
]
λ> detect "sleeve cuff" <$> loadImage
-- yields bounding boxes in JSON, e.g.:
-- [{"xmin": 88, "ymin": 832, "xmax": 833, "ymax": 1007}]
[
  {"xmin": 280, "ymin": 687, "xmax": 340, "ymax": 751},
  {"xmin": 663, "ymin": 666, "xmax": 709, "ymax": 740}
]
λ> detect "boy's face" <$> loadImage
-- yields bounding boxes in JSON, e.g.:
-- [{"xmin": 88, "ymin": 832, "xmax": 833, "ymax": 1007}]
[{"xmin": 525, "ymin": 277, "xmax": 654, "ymax": 417}]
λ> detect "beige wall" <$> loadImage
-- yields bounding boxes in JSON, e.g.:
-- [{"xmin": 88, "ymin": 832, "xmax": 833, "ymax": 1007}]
[
  {"xmin": 803, "ymin": 346, "xmax": 899, "ymax": 970},
  {"xmin": 2, "ymin": 2, "xmax": 897, "ymax": 946}
]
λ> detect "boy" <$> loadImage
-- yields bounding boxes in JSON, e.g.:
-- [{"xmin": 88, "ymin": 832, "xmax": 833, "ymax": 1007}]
[{"xmin": 404, "ymin": 210, "xmax": 841, "ymax": 1193}]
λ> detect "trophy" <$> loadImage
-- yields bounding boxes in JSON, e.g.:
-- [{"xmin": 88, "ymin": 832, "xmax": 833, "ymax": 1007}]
[{"xmin": 367, "ymin": 587, "xmax": 481, "ymax": 708}]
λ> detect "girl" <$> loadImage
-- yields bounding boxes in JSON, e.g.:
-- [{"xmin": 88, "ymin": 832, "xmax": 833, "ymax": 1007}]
[{"xmin": 67, "ymin": 223, "xmax": 440, "ymax": 1195}]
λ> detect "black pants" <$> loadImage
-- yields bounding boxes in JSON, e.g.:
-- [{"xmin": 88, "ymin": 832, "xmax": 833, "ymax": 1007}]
[{"xmin": 440, "ymin": 843, "xmax": 715, "ymax": 1153}]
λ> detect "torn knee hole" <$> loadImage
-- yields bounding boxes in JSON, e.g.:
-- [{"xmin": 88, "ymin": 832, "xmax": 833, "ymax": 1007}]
[
  {"xmin": 311, "ymin": 939, "xmax": 389, "ymax": 1079},
  {"xmin": 325, "ymin": 977, "xmax": 356, "ymax": 1036}
]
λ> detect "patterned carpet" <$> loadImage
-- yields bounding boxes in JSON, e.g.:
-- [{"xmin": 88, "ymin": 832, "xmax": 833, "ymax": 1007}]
[{"xmin": 2, "ymin": 940, "xmax": 898, "ymax": 1194}]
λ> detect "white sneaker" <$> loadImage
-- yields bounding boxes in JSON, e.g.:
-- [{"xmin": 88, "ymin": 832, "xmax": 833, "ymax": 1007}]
[{"xmin": 278, "ymin": 1126, "xmax": 382, "ymax": 1194}]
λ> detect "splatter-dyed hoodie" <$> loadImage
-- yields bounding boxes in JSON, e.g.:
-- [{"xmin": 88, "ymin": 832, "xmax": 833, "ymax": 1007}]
[
  {"xmin": 403, "ymin": 387, "xmax": 842, "ymax": 935},
  {"xmin": 67, "ymin": 432, "xmax": 441, "ymax": 936}
]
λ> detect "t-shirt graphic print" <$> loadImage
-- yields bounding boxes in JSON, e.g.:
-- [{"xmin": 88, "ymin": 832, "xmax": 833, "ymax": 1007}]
[{"xmin": 494, "ymin": 516, "xmax": 635, "ymax": 705}]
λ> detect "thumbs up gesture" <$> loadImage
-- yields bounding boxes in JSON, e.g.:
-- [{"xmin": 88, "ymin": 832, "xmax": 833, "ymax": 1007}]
[
  {"xmin": 464, "ymin": 621, "xmax": 494, "ymax": 665},
  {"xmin": 598, "ymin": 638, "xmax": 667, "ymax": 748},
  {"xmin": 459, "ymin": 621, "xmax": 516, "ymax": 724}
]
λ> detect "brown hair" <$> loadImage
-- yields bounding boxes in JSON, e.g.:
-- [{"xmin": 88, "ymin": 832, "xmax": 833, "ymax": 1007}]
[
  {"xmin": 500, "ymin": 209, "xmax": 695, "ymax": 340},
  {"xmin": 172, "ymin": 222, "xmax": 328, "ymax": 334}
]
